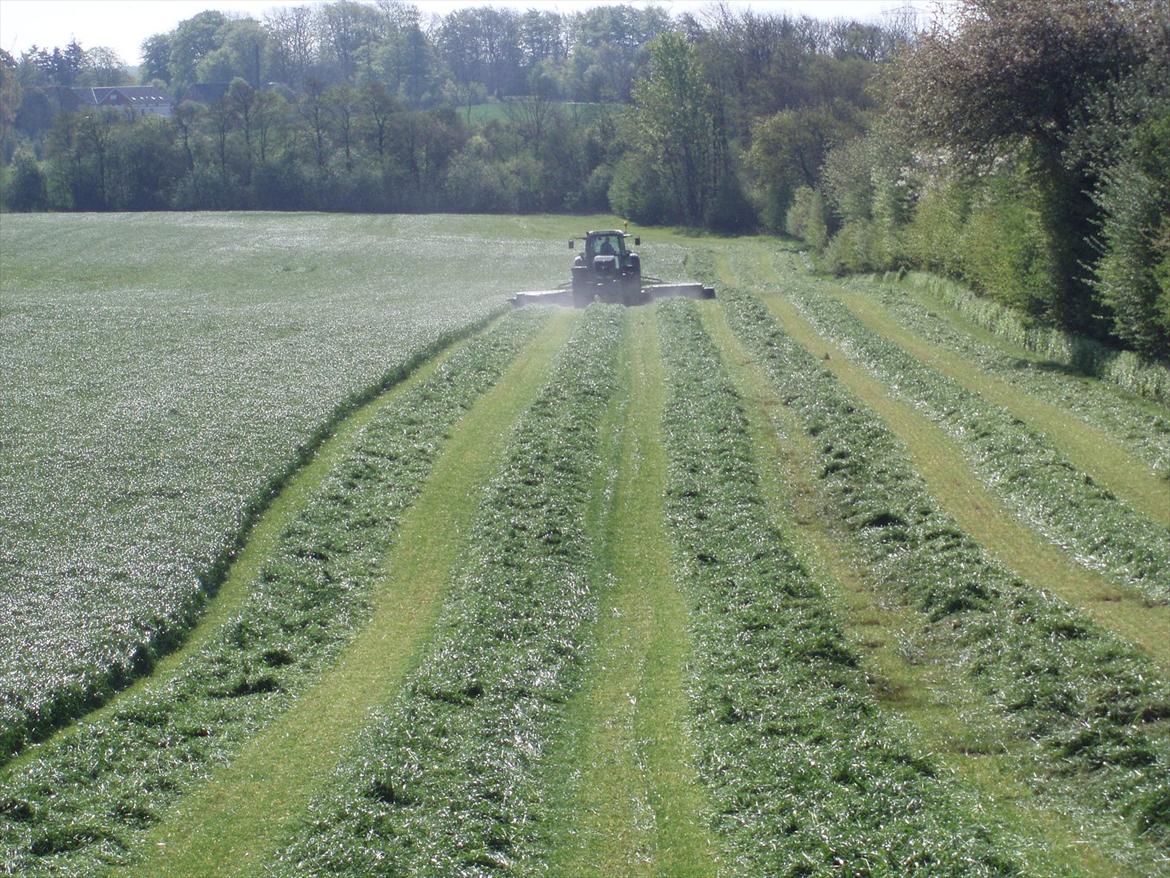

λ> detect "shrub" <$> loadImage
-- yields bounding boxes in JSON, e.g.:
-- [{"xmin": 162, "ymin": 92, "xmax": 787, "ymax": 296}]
[
  {"xmin": 607, "ymin": 152, "xmax": 671, "ymax": 225},
  {"xmin": 905, "ymin": 175, "xmax": 969, "ymax": 276},
  {"xmin": 1092, "ymin": 110, "xmax": 1170, "ymax": 361},
  {"xmin": 3, "ymin": 151, "xmax": 47, "ymax": 212},
  {"xmin": 822, "ymin": 219, "xmax": 879, "ymax": 274},
  {"xmin": 958, "ymin": 164, "xmax": 1060, "ymax": 323},
  {"xmin": 703, "ymin": 169, "xmax": 756, "ymax": 233},
  {"xmin": 785, "ymin": 186, "xmax": 829, "ymax": 251}
]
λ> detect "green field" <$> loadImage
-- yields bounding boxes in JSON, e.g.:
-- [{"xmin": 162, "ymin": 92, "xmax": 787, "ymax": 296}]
[{"xmin": 1, "ymin": 214, "xmax": 1167, "ymax": 876}]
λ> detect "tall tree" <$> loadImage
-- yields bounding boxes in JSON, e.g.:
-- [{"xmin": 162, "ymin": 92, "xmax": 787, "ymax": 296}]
[
  {"xmin": 628, "ymin": 31, "xmax": 720, "ymax": 224},
  {"xmin": 889, "ymin": 0, "xmax": 1164, "ymax": 331},
  {"xmin": 169, "ymin": 11, "xmax": 228, "ymax": 95}
]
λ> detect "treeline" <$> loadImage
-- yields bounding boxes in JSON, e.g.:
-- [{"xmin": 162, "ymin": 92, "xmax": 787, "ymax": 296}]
[
  {"xmin": 0, "ymin": 1, "xmax": 1166, "ymax": 360},
  {"xmin": 786, "ymin": 0, "xmax": 1170, "ymax": 361},
  {"xmin": 0, "ymin": 2, "xmax": 904, "ymax": 220}
]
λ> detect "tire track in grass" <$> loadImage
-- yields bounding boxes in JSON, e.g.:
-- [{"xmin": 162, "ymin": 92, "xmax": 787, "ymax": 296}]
[
  {"xmin": 727, "ymin": 258, "xmax": 1170, "ymax": 669},
  {"xmin": 825, "ymin": 284, "xmax": 1170, "ymax": 529},
  {"xmin": 548, "ymin": 306, "xmax": 720, "ymax": 877},
  {"xmin": 120, "ymin": 310, "xmax": 575, "ymax": 878},
  {"xmin": 700, "ymin": 299, "xmax": 1157, "ymax": 878}
]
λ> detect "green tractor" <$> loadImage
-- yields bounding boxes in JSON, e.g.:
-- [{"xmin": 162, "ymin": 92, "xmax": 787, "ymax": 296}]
[
  {"xmin": 511, "ymin": 229, "xmax": 715, "ymax": 308},
  {"xmin": 570, "ymin": 230, "xmax": 645, "ymax": 306}
]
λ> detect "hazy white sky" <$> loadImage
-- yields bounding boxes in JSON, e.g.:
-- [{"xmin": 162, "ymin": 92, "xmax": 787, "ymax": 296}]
[{"xmin": 0, "ymin": 0, "xmax": 926, "ymax": 66}]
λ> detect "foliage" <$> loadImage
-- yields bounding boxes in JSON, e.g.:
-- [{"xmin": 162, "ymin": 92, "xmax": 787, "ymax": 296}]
[
  {"xmin": 818, "ymin": 125, "xmax": 912, "ymax": 273},
  {"xmin": 784, "ymin": 185, "xmax": 827, "ymax": 250},
  {"xmin": 624, "ymin": 32, "xmax": 724, "ymax": 227},
  {"xmin": 748, "ymin": 103, "xmax": 860, "ymax": 230},
  {"xmin": 2, "ymin": 150, "xmax": 46, "ymax": 210},
  {"xmin": 1092, "ymin": 106, "xmax": 1170, "ymax": 360},
  {"xmin": 1, "ymin": 3, "xmax": 928, "ymax": 236},
  {"xmin": 779, "ymin": 0, "xmax": 1170, "ymax": 361},
  {"xmin": 957, "ymin": 160, "xmax": 1060, "ymax": 322},
  {"xmin": 888, "ymin": 0, "xmax": 1158, "ymax": 156}
]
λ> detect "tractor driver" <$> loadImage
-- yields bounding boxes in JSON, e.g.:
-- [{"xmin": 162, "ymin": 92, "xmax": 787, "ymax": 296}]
[{"xmin": 598, "ymin": 236, "xmax": 617, "ymax": 257}]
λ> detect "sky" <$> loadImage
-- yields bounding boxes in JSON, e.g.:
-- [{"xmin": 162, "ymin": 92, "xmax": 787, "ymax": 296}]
[{"xmin": 0, "ymin": 0, "xmax": 928, "ymax": 66}]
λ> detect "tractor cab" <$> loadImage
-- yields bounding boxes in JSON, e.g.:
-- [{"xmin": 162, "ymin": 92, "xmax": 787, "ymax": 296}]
[{"xmin": 569, "ymin": 230, "xmax": 643, "ymax": 304}]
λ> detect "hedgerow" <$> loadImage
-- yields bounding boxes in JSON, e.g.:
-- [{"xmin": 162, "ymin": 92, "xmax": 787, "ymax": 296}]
[
  {"xmin": 722, "ymin": 288, "xmax": 1170, "ymax": 849},
  {"xmin": 774, "ymin": 257, "xmax": 1169, "ymax": 603},
  {"xmin": 655, "ymin": 299, "xmax": 1018, "ymax": 876},
  {"xmin": 269, "ymin": 305, "xmax": 625, "ymax": 876},
  {"xmin": 0, "ymin": 310, "xmax": 547, "ymax": 877}
]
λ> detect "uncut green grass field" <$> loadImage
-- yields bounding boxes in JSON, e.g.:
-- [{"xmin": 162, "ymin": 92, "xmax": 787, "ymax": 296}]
[{"xmin": 1, "ymin": 213, "xmax": 1167, "ymax": 877}]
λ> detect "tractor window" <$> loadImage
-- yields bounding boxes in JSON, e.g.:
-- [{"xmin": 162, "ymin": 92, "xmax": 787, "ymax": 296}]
[{"xmin": 594, "ymin": 235, "xmax": 622, "ymax": 257}]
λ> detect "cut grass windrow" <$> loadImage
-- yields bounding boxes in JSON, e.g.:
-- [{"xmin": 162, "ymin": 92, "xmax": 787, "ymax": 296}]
[
  {"xmin": 0, "ymin": 310, "xmax": 556, "ymax": 877},
  {"xmin": 764, "ymin": 249, "xmax": 1170, "ymax": 604},
  {"xmin": 853, "ymin": 274, "xmax": 1170, "ymax": 478},
  {"xmin": 702, "ymin": 300, "xmax": 1165, "ymax": 877},
  {"xmin": 749, "ymin": 283, "xmax": 1170, "ymax": 668},
  {"xmin": 267, "ymin": 305, "xmax": 626, "ymax": 877},
  {"xmin": 547, "ymin": 306, "xmax": 719, "ymax": 878},
  {"xmin": 720, "ymin": 287, "xmax": 1170, "ymax": 853},
  {"xmin": 124, "ymin": 309, "xmax": 576, "ymax": 878},
  {"xmin": 825, "ymin": 282, "xmax": 1170, "ymax": 529},
  {"xmin": 655, "ymin": 299, "xmax": 1018, "ymax": 877}
]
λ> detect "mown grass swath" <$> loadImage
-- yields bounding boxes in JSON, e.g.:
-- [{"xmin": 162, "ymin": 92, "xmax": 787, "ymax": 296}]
[
  {"xmin": 0, "ymin": 213, "xmax": 569, "ymax": 757},
  {"xmin": 268, "ymin": 305, "xmax": 625, "ymax": 876},
  {"xmin": 721, "ymin": 288, "xmax": 1170, "ymax": 851},
  {"xmin": 852, "ymin": 274, "xmax": 1170, "ymax": 476},
  {"xmin": 654, "ymin": 299, "xmax": 1017, "ymax": 876},
  {"xmin": 883, "ymin": 271, "xmax": 1170, "ymax": 407},
  {"xmin": 769, "ymin": 252, "xmax": 1169, "ymax": 603},
  {"xmin": 0, "ymin": 311, "xmax": 547, "ymax": 876}
]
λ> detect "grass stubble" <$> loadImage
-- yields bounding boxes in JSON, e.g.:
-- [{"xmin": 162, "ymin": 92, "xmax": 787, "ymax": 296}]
[{"xmin": 545, "ymin": 305, "xmax": 720, "ymax": 877}]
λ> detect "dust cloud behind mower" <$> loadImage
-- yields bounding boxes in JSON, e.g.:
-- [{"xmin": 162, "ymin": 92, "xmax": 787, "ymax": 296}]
[{"xmin": 511, "ymin": 230, "xmax": 715, "ymax": 308}]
